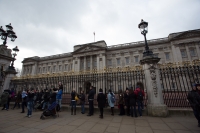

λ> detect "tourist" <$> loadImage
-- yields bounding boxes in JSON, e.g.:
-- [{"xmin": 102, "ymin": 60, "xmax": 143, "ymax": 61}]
[
  {"xmin": 124, "ymin": 88, "xmax": 130, "ymax": 116},
  {"xmin": 129, "ymin": 88, "xmax": 137, "ymax": 117},
  {"xmin": 21, "ymin": 89, "xmax": 27, "ymax": 113},
  {"xmin": 87, "ymin": 86, "xmax": 95, "ymax": 116},
  {"xmin": 56, "ymin": 82, "xmax": 63, "ymax": 111},
  {"xmin": 42, "ymin": 89, "xmax": 50, "ymax": 110},
  {"xmin": 12, "ymin": 91, "xmax": 21, "ymax": 109},
  {"xmin": 187, "ymin": 83, "xmax": 200, "ymax": 127},
  {"xmin": 26, "ymin": 89, "xmax": 35, "ymax": 118},
  {"xmin": 135, "ymin": 86, "xmax": 144, "ymax": 117},
  {"xmin": 118, "ymin": 89, "xmax": 125, "ymax": 116},
  {"xmin": 196, "ymin": 84, "xmax": 200, "ymax": 96},
  {"xmin": 79, "ymin": 90, "xmax": 85, "ymax": 114},
  {"xmin": 48, "ymin": 88, "xmax": 58, "ymax": 108},
  {"xmin": 0, "ymin": 90, "xmax": 9, "ymax": 111},
  {"xmin": 97, "ymin": 88, "xmax": 106, "ymax": 119},
  {"xmin": 107, "ymin": 89, "xmax": 115, "ymax": 115},
  {"xmin": 71, "ymin": 89, "xmax": 77, "ymax": 115}
]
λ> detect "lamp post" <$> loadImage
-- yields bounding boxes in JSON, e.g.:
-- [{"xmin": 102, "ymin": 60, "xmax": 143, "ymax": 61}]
[
  {"xmin": 138, "ymin": 19, "xmax": 153, "ymax": 57},
  {"xmin": 0, "ymin": 23, "xmax": 17, "ymax": 46}
]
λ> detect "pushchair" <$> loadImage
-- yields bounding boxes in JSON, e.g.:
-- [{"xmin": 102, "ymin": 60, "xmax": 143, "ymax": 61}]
[
  {"xmin": 34, "ymin": 100, "xmax": 44, "ymax": 111},
  {"xmin": 40, "ymin": 102, "xmax": 59, "ymax": 120}
]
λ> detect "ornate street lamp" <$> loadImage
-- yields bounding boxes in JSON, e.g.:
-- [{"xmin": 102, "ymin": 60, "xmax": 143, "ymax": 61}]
[
  {"xmin": 6, "ymin": 46, "xmax": 19, "ymax": 73},
  {"xmin": 0, "ymin": 23, "xmax": 17, "ymax": 46},
  {"xmin": 138, "ymin": 19, "xmax": 153, "ymax": 57},
  {"xmin": 10, "ymin": 46, "xmax": 19, "ymax": 68}
]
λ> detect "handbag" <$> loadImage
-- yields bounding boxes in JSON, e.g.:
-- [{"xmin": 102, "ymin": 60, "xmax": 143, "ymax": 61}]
[{"xmin": 75, "ymin": 95, "xmax": 79, "ymax": 101}]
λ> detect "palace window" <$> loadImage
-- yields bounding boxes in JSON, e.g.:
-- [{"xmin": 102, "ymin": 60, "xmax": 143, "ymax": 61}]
[
  {"xmin": 87, "ymin": 61, "xmax": 90, "ymax": 68},
  {"xmin": 165, "ymin": 53, "xmax": 170, "ymax": 60},
  {"xmin": 135, "ymin": 56, "xmax": 139, "ymax": 63},
  {"xmin": 116, "ymin": 58, "xmax": 120, "ymax": 66},
  {"xmin": 53, "ymin": 66, "xmax": 56, "ymax": 72},
  {"xmin": 93, "ymin": 60, "xmax": 97, "ymax": 67},
  {"xmin": 43, "ymin": 67, "xmax": 45, "ymax": 73},
  {"xmin": 59, "ymin": 65, "xmax": 62, "ymax": 71},
  {"xmin": 48, "ymin": 66, "xmax": 51, "ymax": 72},
  {"xmin": 125, "ymin": 57, "xmax": 130, "ymax": 65},
  {"xmin": 65, "ymin": 64, "xmax": 68, "ymax": 71},
  {"xmin": 180, "ymin": 50, "xmax": 187, "ymax": 58},
  {"xmin": 108, "ymin": 59, "xmax": 112, "ymax": 66},
  {"xmin": 190, "ymin": 49, "xmax": 196, "ymax": 57}
]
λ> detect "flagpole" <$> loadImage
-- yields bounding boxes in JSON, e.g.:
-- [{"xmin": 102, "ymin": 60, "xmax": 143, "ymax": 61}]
[{"xmin": 94, "ymin": 32, "xmax": 95, "ymax": 42}]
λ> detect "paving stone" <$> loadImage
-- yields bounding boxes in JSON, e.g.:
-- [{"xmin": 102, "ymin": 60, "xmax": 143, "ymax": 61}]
[
  {"xmin": 89, "ymin": 124, "xmax": 108, "ymax": 132},
  {"xmin": 77, "ymin": 121, "xmax": 96, "ymax": 131},
  {"xmin": 135, "ymin": 119, "xmax": 149, "ymax": 127},
  {"xmin": 119, "ymin": 125, "xmax": 136, "ymax": 133},
  {"xmin": 109, "ymin": 122, "xmax": 121, "ymax": 127},
  {"xmin": 53, "ymin": 125, "xmax": 77, "ymax": 133},
  {"xmin": 153, "ymin": 130, "xmax": 174, "ymax": 133},
  {"xmin": 166, "ymin": 122, "xmax": 188, "ymax": 130},
  {"xmin": 135, "ymin": 126, "xmax": 153, "ymax": 133},
  {"xmin": 0, "ymin": 107, "xmax": 199, "ymax": 133},
  {"xmin": 173, "ymin": 130, "xmax": 193, "ymax": 133},
  {"xmin": 105, "ymin": 126, "xmax": 119, "ymax": 133},
  {"xmin": 149, "ymin": 123, "xmax": 171, "ymax": 130}
]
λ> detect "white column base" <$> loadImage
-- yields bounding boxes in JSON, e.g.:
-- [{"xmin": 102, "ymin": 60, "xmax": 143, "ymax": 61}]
[{"xmin": 147, "ymin": 104, "xmax": 168, "ymax": 117}]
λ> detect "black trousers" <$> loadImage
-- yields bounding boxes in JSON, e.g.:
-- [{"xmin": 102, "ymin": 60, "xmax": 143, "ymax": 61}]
[
  {"xmin": 126, "ymin": 105, "xmax": 130, "ymax": 115},
  {"xmin": 99, "ymin": 107, "xmax": 103, "ymax": 117},
  {"xmin": 22, "ymin": 101, "xmax": 27, "ymax": 112},
  {"xmin": 89, "ymin": 100, "xmax": 94, "ymax": 115},
  {"xmin": 119, "ymin": 104, "xmax": 125, "ymax": 115}
]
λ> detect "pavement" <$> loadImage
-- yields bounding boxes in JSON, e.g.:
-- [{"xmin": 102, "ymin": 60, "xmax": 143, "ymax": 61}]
[{"xmin": 0, "ymin": 108, "xmax": 199, "ymax": 133}]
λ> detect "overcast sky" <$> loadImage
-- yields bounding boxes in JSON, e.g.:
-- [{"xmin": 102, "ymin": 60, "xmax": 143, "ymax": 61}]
[{"xmin": 0, "ymin": 0, "xmax": 200, "ymax": 70}]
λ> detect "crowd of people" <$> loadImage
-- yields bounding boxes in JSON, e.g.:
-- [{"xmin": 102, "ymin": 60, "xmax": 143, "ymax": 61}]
[
  {"xmin": 0, "ymin": 82, "xmax": 63, "ymax": 118},
  {"xmin": 1, "ymin": 81, "xmax": 199, "ymax": 127},
  {"xmin": 0, "ymin": 82, "xmax": 145, "ymax": 119},
  {"xmin": 70, "ymin": 85, "xmax": 145, "ymax": 119}
]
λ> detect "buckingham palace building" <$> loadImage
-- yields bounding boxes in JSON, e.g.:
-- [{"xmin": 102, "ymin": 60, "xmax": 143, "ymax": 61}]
[{"xmin": 10, "ymin": 29, "xmax": 200, "ymax": 101}]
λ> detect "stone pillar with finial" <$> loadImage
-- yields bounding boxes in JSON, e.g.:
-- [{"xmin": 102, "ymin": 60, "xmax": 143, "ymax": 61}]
[{"xmin": 140, "ymin": 56, "xmax": 168, "ymax": 117}]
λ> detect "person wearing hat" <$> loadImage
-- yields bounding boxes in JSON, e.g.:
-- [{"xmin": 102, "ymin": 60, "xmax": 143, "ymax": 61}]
[
  {"xmin": 187, "ymin": 83, "xmax": 200, "ymax": 127},
  {"xmin": 97, "ymin": 88, "xmax": 106, "ymax": 119}
]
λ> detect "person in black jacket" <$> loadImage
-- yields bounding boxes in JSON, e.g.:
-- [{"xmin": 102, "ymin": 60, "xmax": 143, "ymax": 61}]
[
  {"xmin": 79, "ymin": 90, "xmax": 85, "ymax": 114},
  {"xmin": 129, "ymin": 88, "xmax": 138, "ymax": 117},
  {"xmin": 187, "ymin": 83, "xmax": 200, "ymax": 127},
  {"xmin": 42, "ymin": 89, "xmax": 50, "ymax": 110},
  {"xmin": 97, "ymin": 88, "xmax": 106, "ymax": 119},
  {"xmin": 124, "ymin": 88, "xmax": 130, "ymax": 116},
  {"xmin": 87, "ymin": 86, "xmax": 95, "ymax": 116},
  {"xmin": 71, "ymin": 89, "xmax": 77, "ymax": 115},
  {"xmin": 26, "ymin": 89, "xmax": 35, "ymax": 118}
]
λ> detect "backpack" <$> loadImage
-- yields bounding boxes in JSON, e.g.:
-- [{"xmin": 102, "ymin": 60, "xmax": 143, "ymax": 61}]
[
  {"xmin": 110, "ymin": 93, "xmax": 115, "ymax": 103},
  {"xmin": 137, "ymin": 90, "xmax": 143, "ymax": 101},
  {"xmin": 56, "ymin": 104, "xmax": 60, "ymax": 112}
]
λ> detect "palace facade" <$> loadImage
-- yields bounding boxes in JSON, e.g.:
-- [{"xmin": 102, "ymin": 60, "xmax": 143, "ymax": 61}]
[{"xmin": 22, "ymin": 29, "xmax": 200, "ymax": 76}]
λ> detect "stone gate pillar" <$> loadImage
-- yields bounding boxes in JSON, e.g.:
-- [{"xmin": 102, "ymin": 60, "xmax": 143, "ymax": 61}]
[{"xmin": 140, "ymin": 56, "xmax": 168, "ymax": 117}]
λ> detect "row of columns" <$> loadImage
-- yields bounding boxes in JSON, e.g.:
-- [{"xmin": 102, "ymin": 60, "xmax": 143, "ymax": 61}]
[{"xmin": 73, "ymin": 54, "xmax": 106, "ymax": 72}]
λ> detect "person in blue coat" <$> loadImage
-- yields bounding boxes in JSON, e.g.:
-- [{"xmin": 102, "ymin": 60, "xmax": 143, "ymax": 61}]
[
  {"xmin": 56, "ymin": 82, "xmax": 63, "ymax": 111},
  {"xmin": 107, "ymin": 89, "xmax": 115, "ymax": 116}
]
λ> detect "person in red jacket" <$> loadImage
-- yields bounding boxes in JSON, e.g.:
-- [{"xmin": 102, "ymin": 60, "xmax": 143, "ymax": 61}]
[{"xmin": 134, "ymin": 86, "xmax": 145, "ymax": 116}]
